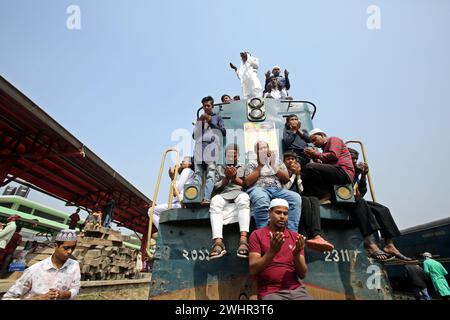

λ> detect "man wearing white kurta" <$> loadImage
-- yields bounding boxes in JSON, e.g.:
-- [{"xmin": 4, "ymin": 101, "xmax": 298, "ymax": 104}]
[
  {"xmin": 230, "ymin": 52, "xmax": 263, "ymax": 100},
  {"xmin": 209, "ymin": 144, "xmax": 250, "ymax": 260},
  {"xmin": 150, "ymin": 156, "xmax": 194, "ymax": 228}
]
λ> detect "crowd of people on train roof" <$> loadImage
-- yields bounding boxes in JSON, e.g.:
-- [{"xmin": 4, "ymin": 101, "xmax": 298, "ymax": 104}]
[
  {"xmin": 1, "ymin": 52, "xmax": 448, "ymax": 301},
  {"xmin": 151, "ymin": 51, "xmax": 450, "ymax": 300}
]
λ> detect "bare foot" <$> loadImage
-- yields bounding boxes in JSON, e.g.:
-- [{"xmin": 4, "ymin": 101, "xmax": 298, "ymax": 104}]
[
  {"xmin": 383, "ymin": 243, "xmax": 400, "ymax": 256},
  {"xmin": 365, "ymin": 243, "xmax": 392, "ymax": 261}
]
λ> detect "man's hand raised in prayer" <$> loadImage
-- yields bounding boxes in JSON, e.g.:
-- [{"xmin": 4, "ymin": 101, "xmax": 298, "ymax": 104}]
[
  {"xmin": 269, "ymin": 231, "xmax": 285, "ymax": 255},
  {"xmin": 293, "ymin": 235, "xmax": 305, "ymax": 256}
]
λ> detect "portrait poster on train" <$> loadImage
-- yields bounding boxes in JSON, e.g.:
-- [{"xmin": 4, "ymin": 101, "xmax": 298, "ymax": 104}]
[{"xmin": 243, "ymin": 122, "xmax": 279, "ymax": 161}]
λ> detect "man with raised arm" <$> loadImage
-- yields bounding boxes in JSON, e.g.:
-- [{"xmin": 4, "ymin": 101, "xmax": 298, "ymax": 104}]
[{"xmin": 230, "ymin": 52, "xmax": 263, "ymax": 100}]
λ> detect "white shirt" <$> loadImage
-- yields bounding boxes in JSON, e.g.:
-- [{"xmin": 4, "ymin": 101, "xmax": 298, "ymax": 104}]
[
  {"xmin": 0, "ymin": 221, "xmax": 17, "ymax": 249},
  {"xmin": 175, "ymin": 168, "xmax": 194, "ymax": 200},
  {"xmin": 263, "ymin": 88, "xmax": 288, "ymax": 99},
  {"xmin": 2, "ymin": 256, "xmax": 81, "ymax": 300}
]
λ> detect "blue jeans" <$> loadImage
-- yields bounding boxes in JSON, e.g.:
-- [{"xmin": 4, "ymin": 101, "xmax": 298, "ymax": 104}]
[
  {"xmin": 194, "ymin": 162, "xmax": 216, "ymax": 200},
  {"xmin": 413, "ymin": 287, "xmax": 432, "ymax": 300},
  {"xmin": 103, "ymin": 213, "xmax": 112, "ymax": 228},
  {"xmin": 247, "ymin": 187, "xmax": 301, "ymax": 231}
]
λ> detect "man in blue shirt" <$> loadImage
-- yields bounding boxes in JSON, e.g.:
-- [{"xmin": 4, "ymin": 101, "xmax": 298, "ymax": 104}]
[
  {"xmin": 264, "ymin": 65, "xmax": 290, "ymax": 92},
  {"xmin": 193, "ymin": 96, "xmax": 226, "ymax": 204}
]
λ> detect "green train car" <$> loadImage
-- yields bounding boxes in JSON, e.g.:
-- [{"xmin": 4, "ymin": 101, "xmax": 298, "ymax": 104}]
[{"xmin": 148, "ymin": 98, "xmax": 392, "ymax": 300}]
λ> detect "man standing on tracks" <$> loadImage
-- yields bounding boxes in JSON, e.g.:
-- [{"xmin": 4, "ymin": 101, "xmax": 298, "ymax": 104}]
[
  {"xmin": 248, "ymin": 198, "xmax": 312, "ymax": 300},
  {"xmin": 2, "ymin": 229, "xmax": 80, "ymax": 300},
  {"xmin": 404, "ymin": 263, "xmax": 432, "ymax": 300},
  {"xmin": 193, "ymin": 96, "xmax": 226, "ymax": 205},
  {"xmin": 68, "ymin": 208, "xmax": 81, "ymax": 230},
  {"xmin": 245, "ymin": 141, "xmax": 301, "ymax": 232},
  {"xmin": 302, "ymin": 128, "xmax": 354, "ymax": 204},
  {"xmin": 0, "ymin": 215, "xmax": 20, "ymax": 249},
  {"xmin": 423, "ymin": 252, "xmax": 450, "ymax": 300},
  {"xmin": 0, "ymin": 225, "xmax": 22, "ymax": 275}
]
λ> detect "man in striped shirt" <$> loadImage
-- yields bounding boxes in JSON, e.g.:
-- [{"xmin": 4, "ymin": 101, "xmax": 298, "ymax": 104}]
[{"xmin": 302, "ymin": 128, "xmax": 354, "ymax": 204}]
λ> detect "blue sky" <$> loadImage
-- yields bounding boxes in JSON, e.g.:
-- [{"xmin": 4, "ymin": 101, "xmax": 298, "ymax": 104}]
[{"xmin": 1, "ymin": 0, "xmax": 449, "ymax": 230}]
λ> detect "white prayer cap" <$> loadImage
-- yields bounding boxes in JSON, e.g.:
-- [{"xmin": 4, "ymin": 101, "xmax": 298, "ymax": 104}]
[
  {"xmin": 55, "ymin": 229, "xmax": 77, "ymax": 242},
  {"xmin": 272, "ymin": 65, "xmax": 281, "ymax": 70},
  {"xmin": 309, "ymin": 128, "xmax": 325, "ymax": 136},
  {"xmin": 269, "ymin": 198, "xmax": 289, "ymax": 210},
  {"xmin": 422, "ymin": 252, "xmax": 432, "ymax": 258}
]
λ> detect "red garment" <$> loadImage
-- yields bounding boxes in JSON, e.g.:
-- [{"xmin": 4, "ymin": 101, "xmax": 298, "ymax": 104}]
[
  {"xmin": 0, "ymin": 232, "xmax": 22, "ymax": 263},
  {"xmin": 248, "ymin": 226, "xmax": 304, "ymax": 298},
  {"xmin": 316, "ymin": 136, "xmax": 354, "ymax": 182},
  {"xmin": 69, "ymin": 213, "xmax": 80, "ymax": 229}
]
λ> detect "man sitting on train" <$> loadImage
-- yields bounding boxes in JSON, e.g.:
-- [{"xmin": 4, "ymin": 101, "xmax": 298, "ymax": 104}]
[
  {"xmin": 151, "ymin": 156, "xmax": 195, "ymax": 229},
  {"xmin": 263, "ymin": 78, "xmax": 288, "ymax": 100},
  {"xmin": 282, "ymin": 114, "xmax": 311, "ymax": 168},
  {"xmin": 347, "ymin": 148, "xmax": 415, "ymax": 262},
  {"xmin": 208, "ymin": 144, "xmax": 250, "ymax": 260},
  {"xmin": 192, "ymin": 96, "xmax": 226, "ymax": 204},
  {"xmin": 244, "ymin": 141, "xmax": 301, "ymax": 232},
  {"xmin": 302, "ymin": 128, "xmax": 355, "ymax": 204},
  {"xmin": 282, "ymin": 150, "xmax": 334, "ymax": 252},
  {"xmin": 221, "ymin": 94, "xmax": 232, "ymax": 103},
  {"xmin": 248, "ymin": 198, "xmax": 312, "ymax": 300},
  {"xmin": 264, "ymin": 65, "xmax": 290, "ymax": 92}
]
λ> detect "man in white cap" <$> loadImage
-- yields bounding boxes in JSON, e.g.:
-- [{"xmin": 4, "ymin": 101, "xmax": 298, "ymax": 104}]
[
  {"xmin": 248, "ymin": 198, "xmax": 312, "ymax": 300},
  {"xmin": 302, "ymin": 128, "xmax": 355, "ymax": 203},
  {"xmin": 2, "ymin": 229, "xmax": 80, "ymax": 300},
  {"xmin": 423, "ymin": 252, "xmax": 450, "ymax": 300},
  {"xmin": 264, "ymin": 65, "xmax": 290, "ymax": 92}
]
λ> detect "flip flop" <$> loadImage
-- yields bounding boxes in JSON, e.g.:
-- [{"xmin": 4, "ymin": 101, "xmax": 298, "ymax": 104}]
[
  {"xmin": 236, "ymin": 241, "xmax": 249, "ymax": 258},
  {"xmin": 369, "ymin": 250, "xmax": 395, "ymax": 262},
  {"xmin": 306, "ymin": 237, "xmax": 335, "ymax": 252},
  {"xmin": 391, "ymin": 252, "xmax": 418, "ymax": 264},
  {"xmin": 209, "ymin": 242, "xmax": 226, "ymax": 260}
]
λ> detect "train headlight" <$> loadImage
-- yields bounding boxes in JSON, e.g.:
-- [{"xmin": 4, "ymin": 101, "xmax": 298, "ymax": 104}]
[
  {"xmin": 184, "ymin": 186, "xmax": 199, "ymax": 200},
  {"xmin": 333, "ymin": 184, "xmax": 355, "ymax": 203},
  {"xmin": 250, "ymin": 108, "xmax": 263, "ymax": 119},
  {"xmin": 247, "ymin": 98, "xmax": 266, "ymax": 121}
]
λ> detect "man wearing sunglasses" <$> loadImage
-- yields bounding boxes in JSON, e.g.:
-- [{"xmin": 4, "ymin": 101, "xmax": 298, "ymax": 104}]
[{"xmin": 3, "ymin": 229, "xmax": 80, "ymax": 300}]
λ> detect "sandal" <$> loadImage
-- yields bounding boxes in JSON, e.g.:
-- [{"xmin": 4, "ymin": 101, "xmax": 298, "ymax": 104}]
[
  {"xmin": 236, "ymin": 240, "xmax": 249, "ymax": 258},
  {"xmin": 209, "ymin": 242, "xmax": 226, "ymax": 260},
  {"xmin": 390, "ymin": 252, "xmax": 418, "ymax": 264},
  {"xmin": 368, "ymin": 250, "xmax": 395, "ymax": 262}
]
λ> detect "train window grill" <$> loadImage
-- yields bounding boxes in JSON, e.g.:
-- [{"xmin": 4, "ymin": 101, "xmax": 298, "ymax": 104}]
[
  {"xmin": 33, "ymin": 209, "xmax": 66, "ymax": 224},
  {"xmin": 17, "ymin": 205, "xmax": 33, "ymax": 214},
  {"xmin": 0, "ymin": 202, "xmax": 14, "ymax": 209}
]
